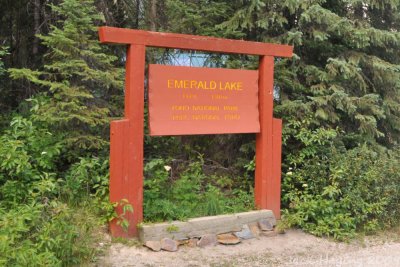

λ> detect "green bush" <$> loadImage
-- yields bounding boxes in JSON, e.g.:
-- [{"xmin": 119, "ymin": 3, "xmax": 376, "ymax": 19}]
[
  {"xmin": 283, "ymin": 143, "xmax": 400, "ymax": 240},
  {"xmin": 143, "ymin": 157, "xmax": 254, "ymax": 222},
  {"xmin": 0, "ymin": 116, "xmax": 63, "ymax": 207},
  {"xmin": 0, "ymin": 114, "xmax": 111, "ymax": 266},
  {"xmin": 0, "ymin": 201, "xmax": 104, "ymax": 266}
]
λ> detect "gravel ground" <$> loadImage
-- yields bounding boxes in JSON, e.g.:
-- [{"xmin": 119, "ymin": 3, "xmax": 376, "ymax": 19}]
[{"xmin": 97, "ymin": 229, "xmax": 400, "ymax": 267}]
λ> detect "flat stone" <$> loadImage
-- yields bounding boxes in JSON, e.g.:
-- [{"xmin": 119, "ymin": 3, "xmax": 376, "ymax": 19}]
[
  {"xmin": 261, "ymin": 230, "xmax": 278, "ymax": 237},
  {"xmin": 248, "ymin": 222, "xmax": 261, "ymax": 237},
  {"xmin": 160, "ymin": 238, "xmax": 178, "ymax": 252},
  {"xmin": 144, "ymin": 241, "xmax": 161, "ymax": 252},
  {"xmin": 197, "ymin": 234, "xmax": 217, "ymax": 247},
  {"xmin": 217, "ymin": 233, "xmax": 241, "ymax": 245},
  {"xmin": 234, "ymin": 224, "xmax": 254, "ymax": 240},
  {"xmin": 258, "ymin": 218, "xmax": 274, "ymax": 231}
]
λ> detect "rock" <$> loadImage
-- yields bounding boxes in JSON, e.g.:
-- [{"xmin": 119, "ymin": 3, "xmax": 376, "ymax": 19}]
[
  {"xmin": 144, "ymin": 241, "xmax": 161, "ymax": 252},
  {"xmin": 261, "ymin": 230, "xmax": 278, "ymax": 238},
  {"xmin": 197, "ymin": 234, "xmax": 217, "ymax": 247},
  {"xmin": 160, "ymin": 238, "xmax": 178, "ymax": 252},
  {"xmin": 187, "ymin": 238, "xmax": 198, "ymax": 247},
  {"xmin": 234, "ymin": 224, "xmax": 254, "ymax": 240},
  {"xmin": 217, "ymin": 233, "xmax": 241, "ymax": 245},
  {"xmin": 258, "ymin": 218, "xmax": 274, "ymax": 231},
  {"xmin": 248, "ymin": 222, "xmax": 261, "ymax": 237}
]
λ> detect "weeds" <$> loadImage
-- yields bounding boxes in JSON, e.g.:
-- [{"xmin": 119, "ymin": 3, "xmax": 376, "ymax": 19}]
[{"xmin": 143, "ymin": 157, "xmax": 254, "ymax": 222}]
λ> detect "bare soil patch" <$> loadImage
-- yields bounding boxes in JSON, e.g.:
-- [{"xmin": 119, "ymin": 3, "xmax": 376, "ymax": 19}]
[{"xmin": 98, "ymin": 229, "xmax": 400, "ymax": 267}]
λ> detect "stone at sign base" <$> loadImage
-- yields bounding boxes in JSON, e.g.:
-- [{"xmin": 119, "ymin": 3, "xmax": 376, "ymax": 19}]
[
  {"xmin": 258, "ymin": 218, "xmax": 274, "ymax": 231},
  {"xmin": 249, "ymin": 222, "xmax": 261, "ymax": 237},
  {"xmin": 144, "ymin": 241, "xmax": 161, "ymax": 252},
  {"xmin": 197, "ymin": 234, "xmax": 217, "ymax": 247},
  {"xmin": 138, "ymin": 210, "xmax": 276, "ymax": 242},
  {"xmin": 160, "ymin": 238, "xmax": 178, "ymax": 252},
  {"xmin": 234, "ymin": 224, "xmax": 254, "ymax": 240},
  {"xmin": 217, "ymin": 233, "xmax": 241, "ymax": 245}
]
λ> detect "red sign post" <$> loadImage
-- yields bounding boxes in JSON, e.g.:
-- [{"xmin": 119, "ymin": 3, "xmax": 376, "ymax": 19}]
[{"xmin": 99, "ymin": 27, "xmax": 293, "ymax": 238}]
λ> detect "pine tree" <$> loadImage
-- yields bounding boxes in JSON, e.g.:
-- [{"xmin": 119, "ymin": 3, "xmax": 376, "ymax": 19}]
[
  {"xmin": 9, "ymin": 0, "xmax": 124, "ymax": 154},
  {"xmin": 219, "ymin": 0, "xmax": 400, "ymax": 147}
]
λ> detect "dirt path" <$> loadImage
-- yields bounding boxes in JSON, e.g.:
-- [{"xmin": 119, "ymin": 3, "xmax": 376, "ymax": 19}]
[{"xmin": 98, "ymin": 229, "xmax": 400, "ymax": 267}]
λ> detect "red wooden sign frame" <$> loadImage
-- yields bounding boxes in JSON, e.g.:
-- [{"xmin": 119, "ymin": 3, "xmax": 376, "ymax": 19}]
[{"xmin": 99, "ymin": 26, "xmax": 293, "ymax": 238}]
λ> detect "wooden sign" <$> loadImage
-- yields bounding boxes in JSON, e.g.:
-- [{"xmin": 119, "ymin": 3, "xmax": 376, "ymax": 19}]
[
  {"xmin": 99, "ymin": 26, "xmax": 293, "ymax": 238},
  {"xmin": 148, "ymin": 64, "xmax": 260, "ymax": 135}
]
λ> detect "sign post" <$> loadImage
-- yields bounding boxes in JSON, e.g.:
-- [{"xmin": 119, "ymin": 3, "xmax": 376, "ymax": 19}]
[{"xmin": 99, "ymin": 27, "xmax": 293, "ymax": 237}]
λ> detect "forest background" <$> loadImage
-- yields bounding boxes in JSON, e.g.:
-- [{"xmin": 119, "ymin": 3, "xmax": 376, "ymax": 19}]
[{"xmin": 1, "ymin": 0, "xmax": 400, "ymax": 265}]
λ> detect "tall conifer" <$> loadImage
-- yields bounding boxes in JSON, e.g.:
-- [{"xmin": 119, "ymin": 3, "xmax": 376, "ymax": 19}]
[
  {"xmin": 10, "ymin": 0, "xmax": 123, "ymax": 154},
  {"xmin": 220, "ymin": 1, "xmax": 400, "ymax": 147}
]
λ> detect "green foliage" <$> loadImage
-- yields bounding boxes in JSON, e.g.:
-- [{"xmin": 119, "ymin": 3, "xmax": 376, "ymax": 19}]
[
  {"xmin": 9, "ymin": 0, "xmax": 123, "ymax": 155},
  {"xmin": 221, "ymin": 1, "xmax": 400, "ymax": 147},
  {"xmin": 0, "ymin": 202, "xmax": 104, "ymax": 266},
  {"xmin": 0, "ymin": 46, "xmax": 8, "ymax": 77},
  {"xmin": 0, "ymin": 46, "xmax": 10, "ymax": 129},
  {"xmin": 112, "ymin": 199, "xmax": 134, "ymax": 232},
  {"xmin": 216, "ymin": 0, "xmax": 400, "ymax": 239},
  {"xmin": 1, "ymin": 2, "xmax": 125, "ymax": 263},
  {"xmin": 281, "ymin": 122, "xmax": 400, "ymax": 240},
  {"xmin": 143, "ymin": 158, "xmax": 254, "ymax": 222},
  {"xmin": 62, "ymin": 157, "xmax": 109, "ymax": 204},
  {"xmin": 0, "ymin": 116, "xmax": 62, "ymax": 207},
  {"xmin": 0, "ymin": 111, "xmax": 112, "ymax": 265},
  {"xmin": 165, "ymin": 0, "xmax": 240, "ymax": 38}
]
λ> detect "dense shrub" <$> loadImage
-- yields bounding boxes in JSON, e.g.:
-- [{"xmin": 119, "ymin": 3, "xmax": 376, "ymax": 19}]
[
  {"xmin": 281, "ymin": 122, "xmax": 400, "ymax": 240},
  {"xmin": 0, "ymin": 115, "xmax": 111, "ymax": 266}
]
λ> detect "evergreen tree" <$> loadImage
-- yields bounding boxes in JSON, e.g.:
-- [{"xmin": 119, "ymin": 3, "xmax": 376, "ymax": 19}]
[
  {"xmin": 9, "ymin": 0, "xmax": 124, "ymax": 155},
  {"xmin": 219, "ymin": 0, "xmax": 400, "ymax": 147}
]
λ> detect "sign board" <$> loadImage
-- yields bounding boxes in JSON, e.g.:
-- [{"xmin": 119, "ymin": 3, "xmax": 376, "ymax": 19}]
[
  {"xmin": 99, "ymin": 26, "xmax": 293, "ymax": 238},
  {"xmin": 148, "ymin": 64, "xmax": 260, "ymax": 135}
]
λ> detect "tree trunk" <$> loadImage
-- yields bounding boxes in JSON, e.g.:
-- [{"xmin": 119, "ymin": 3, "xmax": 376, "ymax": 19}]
[
  {"xmin": 134, "ymin": 0, "xmax": 140, "ymax": 28},
  {"xmin": 32, "ymin": 0, "xmax": 40, "ymax": 55},
  {"xmin": 150, "ymin": 0, "xmax": 157, "ymax": 31}
]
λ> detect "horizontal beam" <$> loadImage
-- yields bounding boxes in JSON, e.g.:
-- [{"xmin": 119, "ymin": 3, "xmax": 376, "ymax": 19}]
[
  {"xmin": 99, "ymin": 26, "xmax": 293, "ymax": 58},
  {"xmin": 139, "ymin": 210, "xmax": 276, "ymax": 242}
]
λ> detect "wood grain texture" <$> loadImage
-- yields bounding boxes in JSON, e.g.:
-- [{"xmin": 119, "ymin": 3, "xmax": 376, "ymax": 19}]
[
  {"xmin": 255, "ymin": 56, "xmax": 274, "ymax": 210},
  {"xmin": 99, "ymin": 26, "xmax": 293, "ymax": 57},
  {"xmin": 271, "ymin": 118, "xmax": 282, "ymax": 219},
  {"xmin": 139, "ymin": 210, "xmax": 276, "ymax": 242}
]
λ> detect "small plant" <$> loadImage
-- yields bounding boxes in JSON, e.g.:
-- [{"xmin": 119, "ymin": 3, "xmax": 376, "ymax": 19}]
[
  {"xmin": 166, "ymin": 224, "xmax": 179, "ymax": 233},
  {"xmin": 204, "ymin": 185, "xmax": 223, "ymax": 216},
  {"xmin": 113, "ymin": 199, "xmax": 134, "ymax": 232}
]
